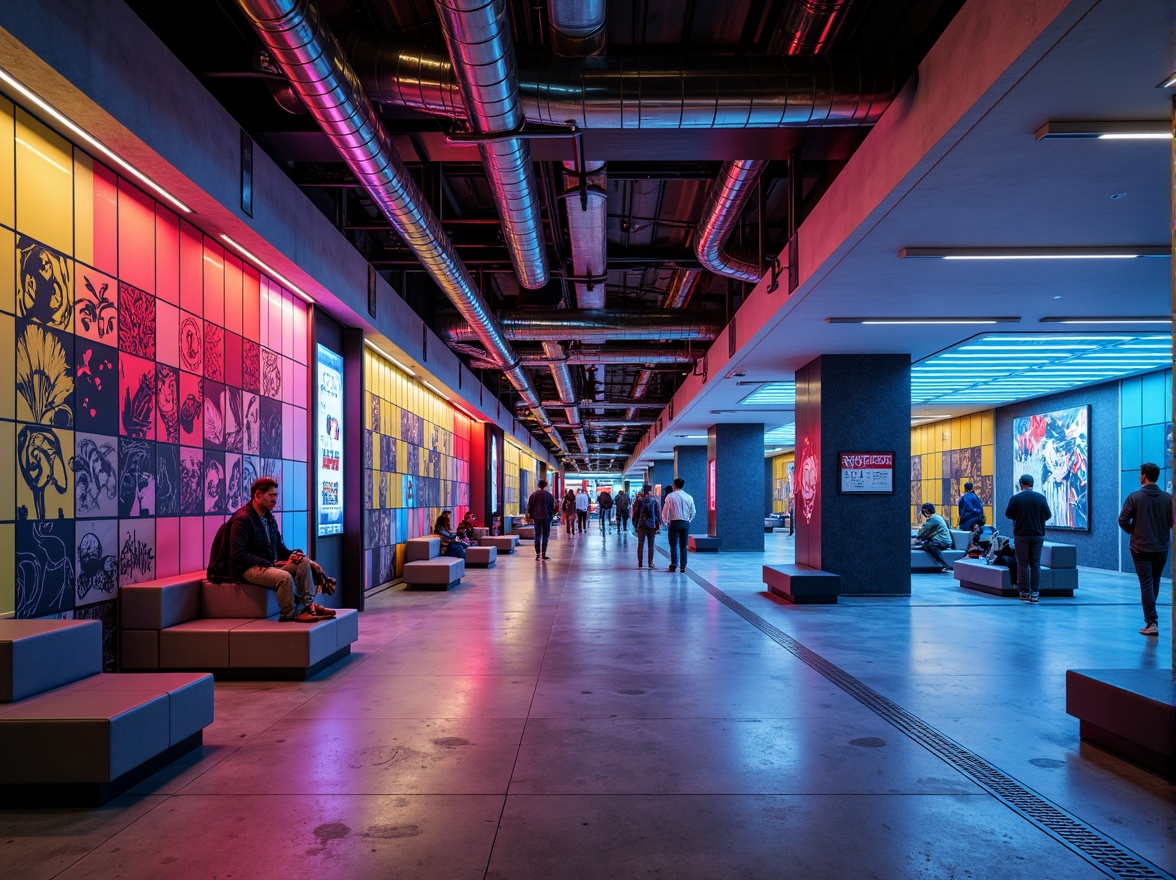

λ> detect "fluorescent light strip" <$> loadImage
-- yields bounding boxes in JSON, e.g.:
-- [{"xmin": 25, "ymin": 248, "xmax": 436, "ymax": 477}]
[
  {"xmin": 220, "ymin": 235, "xmax": 314, "ymax": 304},
  {"xmin": 363, "ymin": 340, "xmax": 415, "ymax": 376},
  {"xmin": 1035, "ymin": 121, "xmax": 1171, "ymax": 140},
  {"xmin": 422, "ymin": 380, "xmax": 448, "ymax": 401},
  {"xmin": 0, "ymin": 66, "xmax": 194, "ymax": 215},
  {"xmin": 826, "ymin": 316, "xmax": 1017, "ymax": 324},
  {"xmin": 900, "ymin": 247, "xmax": 1168, "ymax": 260},
  {"xmin": 1040, "ymin": 317, "xmax": 1171, "ymax": 325}
]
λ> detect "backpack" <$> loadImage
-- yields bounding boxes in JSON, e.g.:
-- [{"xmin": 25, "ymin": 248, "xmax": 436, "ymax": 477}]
[{"xmin": 637, "ymin": 496, "xmax": 659, "ymax": 529}]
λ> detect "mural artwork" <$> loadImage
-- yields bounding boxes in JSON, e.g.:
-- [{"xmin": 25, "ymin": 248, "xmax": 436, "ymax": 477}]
[{"xmin": 1013, "ymin": 405, "xmax": 1090, "ymax": 530}]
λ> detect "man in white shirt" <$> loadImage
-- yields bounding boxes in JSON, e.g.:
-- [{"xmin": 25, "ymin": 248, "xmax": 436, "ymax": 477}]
[
  {"xmin": 574, "ymin": 488, "xmax": 590, "ymax": 533},
  {"xmin": 661, "ymin": 477, "xmax": 697, "ymax": 572}
]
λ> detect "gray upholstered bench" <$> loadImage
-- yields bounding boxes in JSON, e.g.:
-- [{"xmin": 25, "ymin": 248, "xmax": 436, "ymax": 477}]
[
  {"xmin": 120, "ymin": 573, "xmax": 358, "ymax": 679},
  {"xmin": 1066, "ymin": 668, "xmax": 1175, "ymax": 780},
  {"xmin": 688, "ymin": 535, "xmax": 721, "ymax": 552},
  {"xmin": 911, "ymin": 529, "xmax": 971, "ymax": 572},
  {"xmin": 764, "ymin": 518, "xmax": 777, "ymax": 533},
  {"xmin": 0, "ymin": 619, "xmax": 213, "ymax": 805},
  {"xmin": 402, "ymin": 536, "xmax": 466, "ymax": 590},
  {"xmin": 480, "ymin": 535, "xmax": 519, "ymax": 553},
  {"xmin": 473, "ymin": 527, "xmax": 490, "ymax": 539},
  {"xmin": 465, "ymin": 545, "xmax": 498, "ymax": 567},
  {"xmin": 952, "ymin": 546, "xmax": 1077, "ymax": 597},
  {"xmin": 763, "ymin": 564, "xmax": 841, "ymax": 604}
]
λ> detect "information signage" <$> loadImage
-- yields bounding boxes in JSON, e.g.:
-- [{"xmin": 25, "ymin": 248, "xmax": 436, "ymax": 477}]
[
  {"xmin": 316, "ymin": 344, "xmax": 344, "ymax": 535},
  {"xmin": 838, "ymin": 451, "xmax": 894, "ymax": 494}
]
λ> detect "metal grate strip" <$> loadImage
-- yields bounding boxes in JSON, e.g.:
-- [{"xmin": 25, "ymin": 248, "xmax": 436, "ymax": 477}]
[{"xmin": 688, "ymin": 571, "xmax": 1173, "ymax": 880}]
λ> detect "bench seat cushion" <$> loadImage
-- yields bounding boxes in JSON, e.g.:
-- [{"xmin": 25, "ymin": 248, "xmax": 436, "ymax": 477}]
[
  {"xmin": 763, "ymin": 564, "xmax": 840, "ymax": 604},
  {"xmin": 159, "ymin": 619, "xmax": 256, "ymax": 668},
  {"xmin": 480, "ymin": 536, "xmax": 517, "ymax": 552},
  {"xmin": 201, "ymin": 580, "xmax": 279, "ymax": 618},
  {"xmin": 1041, "ymin": 542, "xmax": 1077, "ymax": 568},
  {"xmin": 403, "ymin": 558, "xmax": 465, "ymax": 587},
  {"xmin": 0, "ymin": 620, "xmax": 102, "ymax": 702},
  {"xmin": 121, "ymin": 577, "xmax": 203, "ymax": 630},
  {"xmin": 515, "ymin": 526, "xmax": 536, "ymax": 539},
  {"xmin": 229, "ymin": 617, "xmax": 341, "ymax": 668},
  {"xmin": 405, "ymin": 536, "xmax": 440, "ymax": 561},
  {"xmin": 688, "ymin": 535, "xmax": 721, "ymax": 551},
  {"xmin": 911, "ymin": 548, "xmax": 966, "ymax": 571},
  {"xmin": 465, "ymin": 546, "xmax": 498, "ymax": 567},
  {"xmin": 72, "ymin": 672, "xmax": 215, "ymax": 746}
]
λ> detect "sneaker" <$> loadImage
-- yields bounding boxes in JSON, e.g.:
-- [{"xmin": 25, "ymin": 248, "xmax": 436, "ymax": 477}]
[
  {"xmin": 542, "ymin": 554, "xmax": 551, "ymax": 560},
  {"xmin": 1140, "ymin": 622, "xmax": 1159, "ymax": 636},
  {"xmin": 1028, "ymin": 596, "xmax": 1039, "ymax": 603},
  {"xmin": 1018, "ymin": 593, "xmax": 1030, "ymax": 602},
  {"xmin": 667, "ymin": 565, "xmax": 677, "ymax": 572}
]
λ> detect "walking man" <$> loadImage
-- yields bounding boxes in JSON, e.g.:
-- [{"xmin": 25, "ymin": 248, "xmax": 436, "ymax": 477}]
[
  {"xmin": 527, "ymin": 478, "xmax": 557, "ymax": 561},
  {"xmin": 1005, "ymin": 474, "xmax": 1052, "ymax": 602},
  {"xmin": 614, "ymin": 488, "xmax": 631, "ymax": 533},
  {"xmin": 574, "ymin": 488, "xmax": 589, "ymax": 533},
  {"xmin": 633, "ymin": 485, "xmax": 661, "ymax": 568},
  {"xmin": 1118, "ymin": 462, "xmax": 1172, "ymax": 636},
  {"xmin": 597, "ymin": 488, "xmax": 614, "ymax": 533},
  {"xmin": 661, "ymin": 477, "xmax": 697, "ymax": 572}
]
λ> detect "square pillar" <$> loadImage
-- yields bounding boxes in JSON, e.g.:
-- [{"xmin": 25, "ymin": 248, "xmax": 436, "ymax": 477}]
[
  {"xmin": 707, "ymin": 423, "xmax": 765, "ymax": 551},
  {"xmin": 673, "ymin": 445, "xmax": 707, "ymax": 507}
]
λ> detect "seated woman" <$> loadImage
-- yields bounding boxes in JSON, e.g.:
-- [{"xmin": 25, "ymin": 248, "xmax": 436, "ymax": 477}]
[
  {"xmin": 455, "ymin": 512, "xmax": 478, "ymax": 545},
  {"xmin": 434, "ymin": 510, "xmax": 467, "ymax": 559},
  {"xmin": 913, "ymin": 502, "xmax": 953, "ymax": 572}
]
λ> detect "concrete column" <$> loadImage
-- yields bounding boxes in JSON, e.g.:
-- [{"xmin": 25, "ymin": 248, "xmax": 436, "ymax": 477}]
[
  {"xmin": 673, "ymin": 445, "xmax": 707, "ymax": 511},
  {"xmin": 707, "ymin": 423, "xmax": 765, "ymax": 551},
  {"xmin": 764, "ymin": 458, "xmax": 774, "ymax": 516},
  {"xmin": 795, "ymin": 354, "xmax": 911, "ymax": 595}
]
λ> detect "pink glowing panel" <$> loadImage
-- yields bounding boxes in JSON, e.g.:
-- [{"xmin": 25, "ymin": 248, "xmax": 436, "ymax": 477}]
[
  {"xmin": 118, "ymin": 181, "xmax": 155, "ymax": 295},
  {"xmin": 179, "ymin": 516, "xmax": 205, "ymax": 573},
  {"xmin": 156, "ymin": 300, "xmax": 179, "ymax": 368},
  {"xmin": 224, "ymin": 330, "xmax": 243, "ymax": 389},
  {"xmin": 257, "ymin": 276, "xmax": 270, "ymax": 349},
  {"xmin": 268, "ymin": 282, "xmax": 283, "ymax": 353},
  {"xmin": 291, "ymin": 301, "xmax": 308, "ymax": 365},
  {"xmin": 292, "ymin": 360, "xmax": 307, "ymax": 408},
  {"xmin": 155, "ymin": 517, "xmax": 180, "ymax": 578},
  {"xmin": 224, "ymin": 253, "xmax": 243, "ymax": 335},
  {"xmin": 293, "ymin": 405, "xmax": 308, "ymax": 461},
  {"xmin": 282, "ymin": 291, "xmax": 294, "ymax": 358},
  {"xmin": 92, "ymin": 161, "xmax": 118, "ymax": 276},
  {"xmin": 179, "ymin": 221, "xmax": 203, "ymax": 317},
  {"xmin": 204, "ymin": 515, "xmax": 226, "ymax": 559},
  {"xmin": 243, "ymin": 264, "xmax": 261, "ymax": 342},
  {"xmin": 155, "ymin": 204, "xmax": 180, "ymax": 305},
  {"xmin": 282, "ymin": 356, "xmax": 295, "ymax": 404},
  {"xmin": 203, "ymin": 238, "xmax": 224, "ymax": 327},
  {"xmin": 282, "ymin": 402, "xmax": 295, "ymax": 459}
]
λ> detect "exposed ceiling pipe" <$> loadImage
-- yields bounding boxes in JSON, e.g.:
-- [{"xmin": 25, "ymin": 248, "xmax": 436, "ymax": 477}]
[
  {"xmin": 350, "ymin": 43, "xmax": 898, "ymax": 129},
  {"xmin": 437, "ymin": 310, "xmax": 719, "ymax": 344},
  {"xmin": 543, "ymin": 341, "xmax": 589, "ymax": 454},
  {"xmin": 432, "ymin": 0, "xmax": 548, "ymax": 290},
  {"xmin": 693, "ymin": 159, "xmax": 769, "ymax": 282},
  {"xmin": 624, "ymin": 267, "xmax": 702, "ymax": 426},
  {"xmin": 561, "ymin": 160, "xmax": 608, "ymax": 309},
  {"xmin": 547, "ymin": 0, "xmax": 606, "ymax": 56},
  {"xmin": 463, "ymin": 346, "xmax": 696, "ymax": 369},
  {"xmin": 235, "ymin": 0, "xmax": 569, "ymax": 461},
  {"xmin": 773, "ymin": 0, "xmax": 854, "ymax": 55}
]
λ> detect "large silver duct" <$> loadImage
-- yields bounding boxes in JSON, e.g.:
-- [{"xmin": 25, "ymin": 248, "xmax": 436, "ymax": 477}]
[
  {"xmin": 624, "ymin": 267, "xmax": 703, "ymax": 423},
  {"xmin": 352, "ymin": 44, "xmax": 898, "ymax": 129},
  {"xmin": 235, "ymin": 0, "xmax": 568, "ymax": 459},
  {"xmin": 433, "ymin": 0, "xmax": 548, "ymax": 289},
  {"xmin": 463, "ymin": 346, "xmax": 695, "ymax": 370},
  {"xmin": 548, "ymin": 0, "xmax": 606, "ymax": 56},
  {"xmin": 438, "ymin": 310, "xmax": 719, "ymax": 344},
  {"xmin": 562, "ymin": 160, "xmax": 608, "ymax": 309},
  {"xmin": 694, "ymin": 159, "xmax": 769, "ymax": 282},
  {"xmin": 773, "ymin": 0, "xmax": 854, "ymax": 55},
  {"xmin": 543, "ymin": 341, "xmax": 589, "ymax": 454}
]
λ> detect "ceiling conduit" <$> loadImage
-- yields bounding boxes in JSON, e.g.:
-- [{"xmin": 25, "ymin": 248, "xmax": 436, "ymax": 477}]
[
  {"xmin": 235, "ymin": 0, "xmax": 569, "ymax": 459},
  {"xmin": 437, "ymin": 310, "xmax": 719, "ymax": 344},
  {"xmin": 773, "ymin": 0, "xmax": 854, "ymax": 55},
  {"xmin": 543, "ymin": 341, "xmax": 589, "ymax": 454},
  {"xmin": 462, "ymin": 346, "xmax": 696, "ymax": 369},
  {"xmin": 548, "ymin": 0, "xmax": 606, "ymax": 56},
  {"xmin": 432, "ymin": 0, "xmax": 548, "ymax": 289}
]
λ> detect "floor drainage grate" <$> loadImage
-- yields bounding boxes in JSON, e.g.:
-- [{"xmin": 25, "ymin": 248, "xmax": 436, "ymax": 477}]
[{"xmin": 688, "ymin": 571, "xmax": 1173, "ymax": 880}]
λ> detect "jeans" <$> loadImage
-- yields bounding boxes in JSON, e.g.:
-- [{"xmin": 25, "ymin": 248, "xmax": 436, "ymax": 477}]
[
  {"xmin": 444, "ymin": 542, "xmax": 467, "ymax": 559},
  {"xmin": 533, "ymin": 518, "xmax": 551, "ymax": 555},
  {"xmin": 243, "ymin": 557, "xmax": 314, "ymax": 618},
  {"xmin": 599, "ymin": 508, "xmax": 612, "ymax": 531},
  {"xmin": 1131, "ymin": 549, "xmax": 1168, "ymax": 625},
  {"xmin": 1014, "ymin": 535, "xmax": 1044, "ymax": 596},
  {"xmin": 668, "ymin": 520, "xmax": 689, "ymax": 568},
  {"xmin": 636, "ymin": 525, "xmax": 657, "ymax": 564},
  {"xmin": 616, "ymin": 513, "xmax": 629, "ymax": 533},
  {"xmin": 577, "ymin": 510, "xmax": 588, "ymax": 531},
  {"xmin": 914, "ymin": 539, "xmax": 950, "ymax": 569}
]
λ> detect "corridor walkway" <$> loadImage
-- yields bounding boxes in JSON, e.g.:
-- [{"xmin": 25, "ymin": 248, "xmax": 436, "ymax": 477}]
[{"xmin": 4, "ymin": 527, "xmax": 1172, "ymax": 878}]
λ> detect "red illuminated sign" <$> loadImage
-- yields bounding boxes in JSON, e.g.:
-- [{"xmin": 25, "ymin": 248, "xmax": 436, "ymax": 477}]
[{"xmin": 708, "ymin": 458, "xmax": 716, "ymax": 512}]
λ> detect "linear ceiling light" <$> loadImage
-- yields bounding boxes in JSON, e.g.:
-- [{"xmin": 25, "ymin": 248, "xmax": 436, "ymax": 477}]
[
  {"xmin": 900, "ymin": 247, "xmax": 1169, "ymax": 260},
  {"xmin": 221, "ymin": 235, "xmax": 314, "ymax": 303},
  {"xmin": 739, "ymin": 383, "xmax": 796, "ymax": 405},
  {"xmin": 827, "ymin": 316, "xmax": 1019, "ymax": 324},
  {"xmin": 363, "ymin": 339, "xmax": 415, "ymax": 376},
  {"xmin": 1034, "ymin": 121, "xmax": 1171, "ymax": 140},
  {"xmin": 0, "ymin": 66, "xmax": 194, "ymax": 215},
  {"xmin": 1039, "ymin": 316, "xmax": 1171, "ymax": 325}
]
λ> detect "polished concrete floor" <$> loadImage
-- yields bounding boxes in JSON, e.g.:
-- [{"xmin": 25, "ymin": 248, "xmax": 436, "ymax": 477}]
[{"xmin": 3, "ymin": 525, "xmax": 1173, "ymax": 879}]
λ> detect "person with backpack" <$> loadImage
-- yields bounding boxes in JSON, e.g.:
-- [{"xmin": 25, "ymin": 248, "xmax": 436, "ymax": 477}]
[
  {"xmin": 614, "ymin": 488, "xmax": 631, "ymax": 534},
  {"xmin": 597, "ymin": 489, "xmax": 614, "ymax": 533},
  {"xmin": 527, "ymin": 478, "xmax": 557, "ymax": 560},
  {"xmin": 632, "ymin": 485, "xmax": 661, "ymax": 568},
  {"xmin": 561, "ymin": 490, "xmax": 577, "ymax": 535}
]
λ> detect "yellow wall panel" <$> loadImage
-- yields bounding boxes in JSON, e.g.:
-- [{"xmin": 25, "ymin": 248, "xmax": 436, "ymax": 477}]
[
  {"xmin": 0, "ymin": 420, "xmax": 12, "ymax": 516},
  {"xmin": 0, "ymin": 226, "xmax": 12, "ymax": 315},
  {"xmin": 15, "ymin": 109, "xmax": 73, "ymax": 255},
  {"xmin": 73, "ymin": 150, "xmax": 94, "ymax": 268},
  {"xmin": 0, "ymin": 522, "xmax": 12, "ymax": 615},
  {"xmin": 0, "ymin": 313, "xmax": 13, "ymax": 419},
  {"xmin": 981, "ymin": 412, "xmax": 993, "ymax": 445},
  {"xmin": 0, "ymin": 98, "xmax": 13, "ymax": 229}
]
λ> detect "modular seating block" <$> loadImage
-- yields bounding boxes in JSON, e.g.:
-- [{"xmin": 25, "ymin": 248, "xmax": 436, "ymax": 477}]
[
  {"xmin": 1066, "ymin": 668, "xmax": 1175, "ymax": 780},
  {"xmin": 201, "ymin": 580, "xmax": 279, "ymax": 618},
  {"xmin": 403, "ymin": 558, "xmax": 465, "ymax": 590},
  {"xmin": 688, "ymin": 535, "xmax": 721, "ymax": 552},
  {"xmin": 911, "ymin": 529, "xmax": 971, "ymax": 572},
  {"xmin": 515, "ymin": 525, "xmax": 536, "ymax": 540},
  {"xmin": 0, "ymin": 619, "xmax": 101, "ymax": 702},
  {"xmin": 465, "ymin": 545, "xmax": 498, "ymax": 567},
  {"xmin": 405, "ymin": 536, "xmax": 441, "ymax": 562},
  {"xmin": 473, "ymin": 527, "xmax": 490, "ymax": 539},
  {"xmin": 764, "ymin": 518, "xmax": 777, "ymax": 533},
  {"xmin": 953, "ymin": 551, "xmax": 1077, "ymax": 598},
  {"xmin": 763, "ymin": 564, "xmax": 841, "ymax": 604},
  {"xmin": 481, "ymin": 535, "xmax": 518, "ymax": 553}
]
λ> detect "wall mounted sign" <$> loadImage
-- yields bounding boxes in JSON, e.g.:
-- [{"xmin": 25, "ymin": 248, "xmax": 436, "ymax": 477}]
[
  {"xmin": 316, "ymin": 344, "xmax": 344, "ymax": 535},
  {"xmin": 707, "ymin": 458, "xmax": 716, "ymax": 512},
  {"xmin": 838, "ymin": 451, "xmax": 894, "ymax": 494},
  {"xmin": 798, "ymin": 436, "xmax": 818, "ymax": 522}
]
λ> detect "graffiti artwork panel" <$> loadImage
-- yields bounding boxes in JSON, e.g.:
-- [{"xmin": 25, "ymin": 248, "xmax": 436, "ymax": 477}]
[
  {"xmin": 117, "ymin": 282, "xmax": 156, "ymax": 359},
  {"xmin": 118, "ymin": 438, "xmax": 155, "ymax": 518},
  {"xmin": 17, "ymin": 236, "xmax": 73, "ymax": 331},
  {"xmin": 76, "ymin": 267, "xmax": 118, "ymax": 344},
  {"xmin": 242, "ymin": 391, "xmax": 260, "ymax": 455},
  {"xmin": 118, "ymin": 518, "xmax": 156, "ymax": 586},
  {"xmin": 179, "ymin": 311, "xmax": 203, "ymax": 375},
  {"xmin": 155, "ymin": 443, "xmax": 180, "ymax": 517},
  {"xmin": 17, "ymin": 319, "xmax": 74, "ymax": 427},
  {"xmin": 74, "ymin": 518, "xmax": 119, "ymax": 608},
  {"xmin": 179, "ymin": 446, "xmax": 204, "ymax": 516},
  {"xmin": 156, "ymin": 363, "xmax": 180, "ymax": 444},
  {"xmin": 16, "ymin": 519, "xmax": 75, "ymax": 618},
  {"xmin": 17, "ymin": 424, "xmax": 72, "ymax": 521},
  {"xmin": 224, "ymin": 387, "xmax": 244, "ymax": 452},
  {"xmin": 259, "ymin": 395, "xmax": 283, "ymax": 459},
  {"xmin": 1012, "ymin": 405, "xmax": 1090, "ymax": 530},
  {"xmin": 242, "ymin": 338, "xmax": 260, "ymax": 394},
  {"xmin": 203, "ymin": 379, "xmax": 226, "ymax": 450},
  {"xmin": 75, "ymin": 600, "xmax": 118, "ymax": 671},
  {"xmin": 204, "ymin": 450, "xmax": 227, "ymax": 514},
  {"xmin": 178, "ymin": 371, "xmax": 203, "ymax": 446},
  {"xmin": 72, "ymin": 432, "xmax": 119, "ymax": 518},
  {"xmin": 119, "ymin": 353, "xmax": 155, "ymax": 440},
  {"xmin": 75, "ymin": 339, "xmax": 118, "ymax": 435},
  {"xmin": 204, "ymin": 320, "xmax": 225, "ymax": 383},
  {"xmin": 260, "ymin": 347, "xmax": 282, "ymax": 399}
]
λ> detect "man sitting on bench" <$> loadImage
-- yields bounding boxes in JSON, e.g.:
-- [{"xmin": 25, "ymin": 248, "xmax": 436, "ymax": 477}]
[{"xmin": 208, "ymin": 476, "xmax": 334, "ymax": 622}]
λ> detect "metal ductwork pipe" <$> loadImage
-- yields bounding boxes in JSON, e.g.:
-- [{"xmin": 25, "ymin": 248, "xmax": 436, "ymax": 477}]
[
  {"xmin": 438, "ymin": 310, "xmax": 719, "ymax": 344},
  {"xmin": 235, "ymin": 0, "xmax": 568, "ymax": 460},
  {"xmin": 773, "ymin": 0, "xmax": 854, "ymax": 55},
  {"xmin": 466, "ymin": 346, "xmax": 695, "ymax": 370},
  {"xmin": 433, "ymin": 0, "xmax": 548, "ymax": 289},
  {"xmin": 548, "ymin": 0, "xmax": 606, "ymax": 56},
  {"xmin": 562, "ymin": 160, "xmax": 608, "ymax": 309},
  {"xmin": 694, "ymin": 159, "xmax": 768, "ymax": 282},
  {"xmin": 352, "ymin": 44, "xmax": 898, "ymax": 129},
  {"xmin": 542, "ymin": 342, "xmax": 589, "ymax": 453},
  {"xmin": 624, "ymin": 267, "xmax": 703, "ymax": 423}
]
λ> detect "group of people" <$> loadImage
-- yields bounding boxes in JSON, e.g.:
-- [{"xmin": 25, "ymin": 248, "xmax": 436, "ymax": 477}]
[{"xmin": 913, "ymin": 463, "xmax": 1169, "ymax": 635}]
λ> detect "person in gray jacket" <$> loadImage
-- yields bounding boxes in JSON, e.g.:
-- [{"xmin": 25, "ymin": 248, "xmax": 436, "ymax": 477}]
[
  {"xmin": 913, "ymin": 502, "xmax": 953, "ymax": 572},
  {"xmin": 1118, "ymin": 461, "xmax": 1172, "ymax": 636}
]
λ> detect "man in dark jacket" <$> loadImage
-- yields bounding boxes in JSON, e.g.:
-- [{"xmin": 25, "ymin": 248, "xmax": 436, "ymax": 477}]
[
  {"xmin": 957, "ymin": 482, "xmax": 984, "ymax": 531},
  {"xmin": 1004, "ymin": 473, "xmax": 1052, "ymax": 602},
  {"xmin": 527, "ymin": 479, "xmax": 557, "ymax": 560},
  {"xmin": 208, "ymin": 476, "xmax": 328, "ymax": 622},
  {"xmin": 1118, "ymin": 461, "xmax": 1172, "ymax": 636}
]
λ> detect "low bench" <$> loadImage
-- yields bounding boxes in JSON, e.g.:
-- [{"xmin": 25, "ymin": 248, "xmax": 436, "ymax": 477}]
[
  {"xmin": 1066, "ymin": 668, "xmax": 1175, "ymax": 780},
  {"xmin": 911, "ymin": 529, "xmax": 973, "ymax": 572},
  {"xmin": 952, "ymin": 540, "xmax": 1078, "ymax": 597},
  {"xmin": 465, "ymin": 545, "xmax": 497, "ymax": 567},
  {"xmin": 480, "ymin": 535, "xmax": 519, "ymax": 554},
  {"xmin": 403, "ymin": 536, "xmax": 465, "ymax": 590},
  {"xmin": 121, "ymin": 573, "xmax": 359, "ymax": 679},
  {"xmin": 515, "ymin": 525, "xmax": 536, "ymax": 540},
  {"xmin": 0, "ymin": 619, "xmax": 213, "ymax": 805},
  {"xmin": 763, "ymin": 564, "xmax": 841, "ymax": 604},
  {"xmin": 688, "ymin": 535, "xmax": 721, "ymax": 552}
]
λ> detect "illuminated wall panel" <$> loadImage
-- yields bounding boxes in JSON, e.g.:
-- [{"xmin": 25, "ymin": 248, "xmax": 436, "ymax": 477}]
[
  {"xmin": 910, "ymin": 411, "xmax": 994, "ymax": 527},
  {"xmin": 0, "ymin": 101, "xmax": 310, "ymax": 671},
  {"xmin": 770, "ymin": 452, "xmax": 795, "ymax": 514}
]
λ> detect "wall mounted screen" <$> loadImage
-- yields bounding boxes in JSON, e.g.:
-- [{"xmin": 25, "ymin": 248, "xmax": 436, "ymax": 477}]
[
  {"xmin": 316, "ymin": 344, "xmax": 343, "ymax": 536},
  {"xmin": 1012, "ymin": 404, "xmax": 1089, "ymax": 530}
]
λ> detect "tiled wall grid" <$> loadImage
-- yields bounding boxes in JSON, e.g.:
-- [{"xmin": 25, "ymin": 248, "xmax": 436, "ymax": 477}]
[{"xmin": 0, "ymin": 101, "xmax": 311, "ymax": 658}]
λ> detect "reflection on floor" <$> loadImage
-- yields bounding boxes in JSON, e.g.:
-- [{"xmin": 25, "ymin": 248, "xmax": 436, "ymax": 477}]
[{"xmin": 3, "ymin": 528, "xmax": 1172, "ymax": 879}]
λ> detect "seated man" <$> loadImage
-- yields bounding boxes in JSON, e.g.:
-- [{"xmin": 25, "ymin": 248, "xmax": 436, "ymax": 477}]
[
  {"xmin": 913, "ymin": 502, "xmax": 953, "ymax": 573},
  {"xmin": 208, "ymin": 476, "xmax": 334, "ymax": 622},
  {"xmin": 455, "ymin": 511, "xmax": 478, "ymax": 545}
]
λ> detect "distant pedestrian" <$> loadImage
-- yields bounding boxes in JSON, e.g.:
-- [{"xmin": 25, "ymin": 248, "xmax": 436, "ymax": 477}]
[
  {"xmin": 575, "ymin": 488, "xmax": 589, "ymax": 533},
  {"xmin": 1004, "ymin": 474, "xmax": 1052, "ymax": 602},
  {"xmin": 632, "ymin": 485, "xmax": 661, "ymax": 568},
  {"xmin": 527, "ymin": 479, "xmax": 557, "ymax": 560},
  {"xmin": 561, "ymin": 490, "xmax": 576, "ymax": 534},
  {"xmin": 661, "ymin": 478, "xmax": 697, "ymax": 572},
  {"xmin": 597, "ymin": 489, "xmax": 614, "ymax": 533},
  {"xmin": 614, "ymin": 489, "xmax": 631, "ymax": 533},
  {"xmin": 1118, "ymin": 461, "xmax": 1172, "ymax": 637}
]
